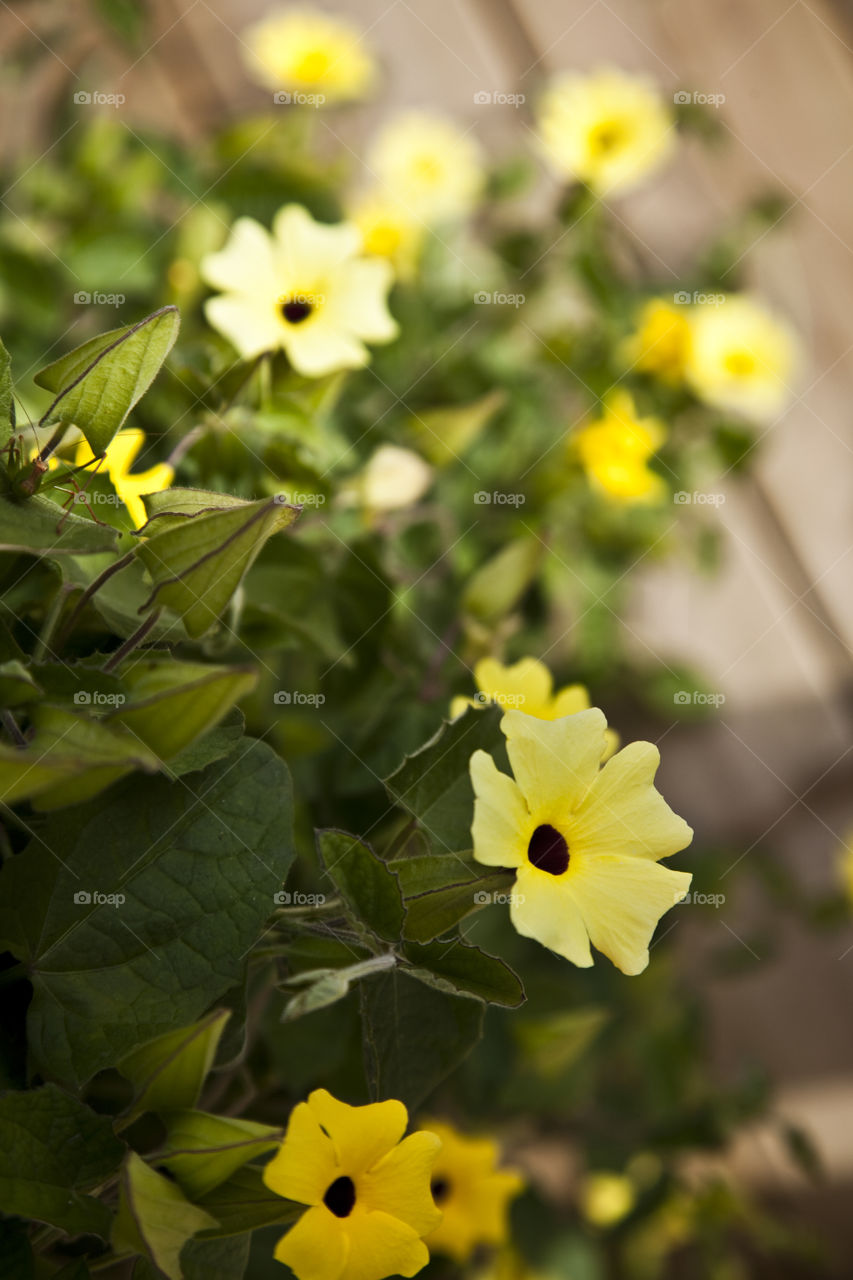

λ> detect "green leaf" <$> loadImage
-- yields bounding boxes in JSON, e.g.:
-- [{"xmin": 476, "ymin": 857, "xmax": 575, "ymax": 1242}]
[
  {"xmin": 0, "ymin": 493, "xmax": 118, "ymax": 556},
  {"xmin": 513, "ymin": 1007, "xmax": 609, "ymax": 1078},
  {"xmin": 390, "ymin": 853, "xmax": 515, "ymax": 943},
  {"xmin": 112, "ymin": 1152, "xmax": 218, "ymax": 1280},
  {"xmin": 181, "ymin": 1234, "xmax": 250, "ymax": 1280},
  {"xmin": 360, "ymin": 968, "xmax": 484, "ymax": 1111},
  {"xmin": 0, "ymin": 338, "xmax": 12, "ymax": 447},
  {"xmin": 411, "ymin": 390, "xmax": 505, "ymax": 466},
  {"xmin": 384, "ymin": 705, "xmax": 504, "ymax": 855},
  {"xmin": 118, "ymin": 1009, "xmax": 232, "ymax": 1122},
  {"xmin": 0, "ymin": 659, "xmax": 42, "ymax": 707},
  {"xmin": 166, "ymin": 707, "xmax": 245, "ymax": 778},
  {"xmin": 195, "ymin": 1165, "xmax": 301, "ymax": 1238},
  {"xmin": 316, "ymin": 830, "xmax": 404, "ymax": 944},
  {"xmin": 0, "ymin": 704, "xmax": 160, "ymax": 811},
  {"xmin": 462, "ymin": 537, "xmax": 542, "ymax": 624},
  {"xmin": 35, "ymin": 307, "xmax": 180, "ymax": 455},
  {"xmin": 0, "ymin": 738, "xmax": 295, "ymax": 1085},
  {"xmin": 402, "ymin": 938, "xmax": 524, "ymax": 1007},
  {"xmin": 160, "ymin": 1110, "xmax": 281, "ymax": 1199},
  {"xmin": 280, "ymin": 954, "xmax": 396, "ymax": 1022},
  {"xmin": 109, "ymin": 658, "xmax": 257, "ymax": 763},
  {"xmin": 136, "ymin": 490, "xmax": 301, "ymax": 638},
  {"xmin": 0, "ymin": 1084, "xmax": 124, "ymax": 1238}
]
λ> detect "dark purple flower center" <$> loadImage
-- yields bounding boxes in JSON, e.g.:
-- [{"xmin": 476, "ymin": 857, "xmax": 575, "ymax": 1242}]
[
  {"xmin": 280, "ymin": 298, "xmax": 313, "ymax": 324},
  {"xmin": 527, "ymin": 823, "xmax": 569, "ymax": 876},
  {"xmin": 431, "ymin": 1177, "xmax": 451, "ymax": 1204},
  {"xmin": 323, "ymin": 1175, "xmax": 356, "ymax": 1217}
]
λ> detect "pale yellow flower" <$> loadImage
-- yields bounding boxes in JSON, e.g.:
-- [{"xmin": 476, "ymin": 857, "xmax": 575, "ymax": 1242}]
[
  {"xmin": 349, "ymin": 194, "xmax": 424, "ymax": 280},
  {"xmin": 75, "ymin": 429, "xmax": 173, "ymax": 529},
  {"xmin": 622, "ymin": 298, "xmax": 692, "ymax": 384},
  {"xmin": 356, "ymin": 445, "xmax": 433, "ymax": 512},
  {"xmin": 580, "ymin": 1172, "xmax": 636, "ymax": 1226},
  {"xmin": 242, "ymin": 8, "xmax": 375, "ymax": 103},
  {"xmin": 368, "ymin": 112, "xmax": 485, "ymax": 222},
  {"xmin": 538, "ymin": 67, "xmax": 675, "ymax": 195},
  {"xmin": 685, "ymin": 295, "xmax": 797, "ymax": 422},
  {"xmin": 201, "ymin": 205, "xmax": 397, "ymax": 376},
  {"xmin": 573, "ymin": 390, "xmax": 666, "ymax": 503}
]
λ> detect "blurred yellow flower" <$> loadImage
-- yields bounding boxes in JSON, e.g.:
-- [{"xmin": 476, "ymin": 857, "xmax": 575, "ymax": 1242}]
[
  {"xmin": 353, "ymin": 444, "xmax": 433, "ymax": 513},
  {"xmin": 350, "ymin": 194, "xmax": 424, "ymax": 280},
  {"xmin": 201, "ymin": 205, "xmax": 398, "ymax": 376},
  {"xmin": 368, "ymin": 112, "xmax": 485, "ymax": 222},
  {"xmin": 242, "ymin": 8, "xmax": 375, "ymax": 103},
  {"xmin": 580, "ymin": 1171, "xmax": 636, "ymax": 1226},
  {"xmin": 537, "ymin": 67, "xmax": 675, "ymax": 195},
  {"xmin": 623, "ymin": 298, "xmax": 692, "ymax": 384},
  {"xmin": 573, "ymin": 390, "xmax": 667, "ymax": 503},
  {"xmin": 423, "ymin": 1120, "xmax": 524, "ymax": 1262},
  {"xmin": 263, "ymin": 1089, "xmax": 440, "ymax": 1280},
  {"xmin": 451, "ymin": 657, "xmax": 618, "ymax": 760},
  {"xmin": 469, "ymin": 709, "xmax": 693, "ymax": 974},
  {"xmin": 75, "ymin": 429, "xmax": 173, "ymax": 529},
  {"xmin": 685, "ymin": 295, "xmax": 797, "ymax": 422}
]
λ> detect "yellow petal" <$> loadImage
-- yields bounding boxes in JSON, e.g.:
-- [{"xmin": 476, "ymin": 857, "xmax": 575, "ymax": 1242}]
[
  {"xmin": 339, "ymin": 1210, "xmax": 430, "ymax": 1280},
  {"xmin": 470, "ymin": 750, "xmax": 529, "ymax": 868},
  {"xmin": 273, "ymin": 204, "xmax": 362, "ymax": 282},
  {"xmin": 511, "ymin": 863, "xmax": 593, "ymax": 967},
  {"xmin": 284, "ymin": 323, "xmax": 369, "ymax": 377},
  {"xmin": 325, "ymin": 259, "xmax": 399, "ymax": 343},
  {"xmin": 549, "ymin": 683, "xmax": 591, "ymax": 719},
  {"xmin": 308, "ymin": 1091, "xmax": 408, "ymax": 1175},
  {"xmin": 501, "ymin": 707, "xmax": 607, "ymax": 816},
  {"xmin": 570, "ymin": 741, "xmax": 693, "ymax": 861},
  {"xmin": 116, "ymin": 463, "xmax": 174, "ymax": 529},
  {"xmin": 204, "ymin": 294, "xmax": 283, "ymax": 360},
  {"xmin": 450, "ymin": 696, "xmax": 475, "ymax": 719},
  {"xmin": 568, "ymin": 855, "xmax": 692, "ymax": 974},
  {"xmin": 274, "ymin": 1205, "xmax": 349, "ymax": 1280},
  {"xmin": 360, "ymin": 1130, "xmax": 442, "ymax": 1235},
  {"xmin": 474, "ymin": 657, "xmax": 552, "ymax": 716},
  {"xmin": 263, "ymin": 1100, "xmax": 338, "ymax": 1205},
  {"xmin": 201, "ymin": 216, "xmax": 277, "ymax": 297}
]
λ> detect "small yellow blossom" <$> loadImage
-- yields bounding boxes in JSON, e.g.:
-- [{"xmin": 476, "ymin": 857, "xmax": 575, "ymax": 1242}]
[
  {"xmin": 75, "ymin": 429, "xmax": 173, "ymax": 529},
  {"xmin": 685, "ymin": 295, "xmax": 797, "ymax": 422},
  {"xmin": 537, "ymin": 68, "xmax": 675, "ymax": 195},
  {"xmin": 351, "ymin": 445, "xmax": 433, "ymax": 513},
  {"xmin": 451, "ymin": 657, "xmax": 618, "ymax": 761},
  {"xmin": 242, "ymin": 8, "xmax": 375, "ymax": 103},
  {"xmin": 201, "ymin": 205, "xmax": 398, "ymax": 376},
  {"xmin": 573, "ymin": 390, "xmax": 667, "ymax": 503},
  {"xmin": 368, "ymin": 113, "xmax": 485, "ymax": 222},
  {"xmin": 622, "ymin": 298, "xmax": 692, "ymax": 384},
  {"xmin": 263, "ymin": 1089, "xmax": 441, "ymax": 1280},
  {"xmin": 469, "ymin": 708, "xmax": 693, "ymax": 974},
  {"xmin": 580, "ymin": 1172, "xmax": 636, "ymax": 1226},
  {"xmin": 423, "ymin": 1120, "xmax": 524, "ymax": 1262},
  {"xmin": 349, "ymin": 194, "xmax": 424, "ymax": 280}
]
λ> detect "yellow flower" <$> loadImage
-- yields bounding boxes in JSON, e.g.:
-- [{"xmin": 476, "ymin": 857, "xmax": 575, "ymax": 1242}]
[
  {"xmin": 450, "ymin": 657, "xmax": 618, "ymax": 761},
  {"xmin": 685, "ymin": 295, "xmax": 797, "ymax": 422},
  {"xmin": 242, "ymin": 8, "xmax": 375, "ymax": 103},
  {"xmin": 469, "ymin": 708, "xmax": 693, "ymax": 974},
  {"xmin": 201, "ymin": 205, "xmax": 398, "ymax": 376},
  {"xmin": 573, "ymin": 390, "xmax": 666, "ymax": 503},
  {"xmin": 349, "ymin": 194, "xmax": 424, "ymax": 280},
  {"xmin": 622, "ymin": 298, "xmax": 692, "ymax": 384},
  {"xmin": 263, "ymin": 1089, "xmax": 441, "ymax": 1280},
  {"xmin": 356, "ymin": 445, "xmax": 433, "ymax": 513},
  {"xmin": 580, "ymin": 1172, "xmax": 636, "ymax": 1227},
  {"xmin": 423, "ymin": 1120, "xmax": 524, "ymax": 1262},
  {"xmin": 368, "ymin": 112, "xmax": 485, "ymax": 222},
  {"xmin": 537, "ymin": 68, "xmax": 675, "ymax": 195},
  {"xmin": 75, "ymin": 429, "xmax": 173, "ymax": 529}
]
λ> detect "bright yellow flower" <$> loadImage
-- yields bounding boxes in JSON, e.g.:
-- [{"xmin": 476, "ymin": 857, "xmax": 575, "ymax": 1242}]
[
  {"xmin": 75, "ymin": 429, "xmax": 173, "ymax": 529},
  {"xmin": 242, "ymin": 8, "xmax": 375, "ymax": 103},
  {"xmin": 622, "ymin": 298, "xmax": 692, "ymax": 384},
  {"xmin": 685, "ymin": 295, "xmax": 797, "ymax": 422},
  {"xmin": 263, "ymin": 1089, "xmax": 441, "ymax": 1280},
  {"xmin": 422, "ymin": 1121, "xmax": 523, "ymax": 1262},
  {"xmin": 201, "ymin": 205, "xmax": 398, "ymax": 376},
  {"xmin": 450, "ymin": 657, "xmax": 618, "ymax": 761},
  {"xmin": 573, "ymin": 390, "xmax": 666, "ymax": 503},
  {"xmin": 368, "ymin": 113, "xmax": 485, "ymax": 222},
  {"xmin": 349, "ymin": 194, "xmax": 424, "ymax": 280},
  {"xmin": 580, "ymin": 1172, "xmax": 636, "ymax": 1226},
  {"xmin": 537, "ymin": 68, "xmax": 675, "ymax": 195},
  {"xmin": 469, "ymin": 708, "xmax": 693, "ymax": 974}
]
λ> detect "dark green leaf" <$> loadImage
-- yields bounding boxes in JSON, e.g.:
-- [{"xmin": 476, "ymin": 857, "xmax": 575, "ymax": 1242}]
[
  {"xmin": 160, "ymin": 1110, "xmax": 281, "ymax": 1199},
  {"xmin": 390, "ymin": 853, "xmax": 515, "ymax": 942},
  {"xmin": 0, "ymin": 493, "xmax": 117, "ymax": 556},
  {"xmin": 181, "ymin": 1234, "xmax": 250, "ymax": 1280},
  {"xmin": 119, "ymin": 1009, "xmax": 232, "ymax": 1122},
  {"xmin": 316, "ymin": 829, "xmax": 404, "ymax": 944},
  {"xmin": 402, "ymin": 938, "xmax": 524, "ymax": 1007},
  {"xmin": 195, "ymin": 1166, "xmax": 301, "ymax": 1238},
  {"xmin": 112, "ymin": 1152, "xmax": 217, "ymax": 1280}
]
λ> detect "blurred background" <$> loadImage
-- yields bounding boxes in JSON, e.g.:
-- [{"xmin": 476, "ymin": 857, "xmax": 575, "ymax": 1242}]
[{"xmin": 2, "ymin": 0, "xmax": 853, "ymax": 1272}]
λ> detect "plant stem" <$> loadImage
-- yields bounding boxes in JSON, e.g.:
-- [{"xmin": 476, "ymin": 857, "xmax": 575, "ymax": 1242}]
[
  {"xmin": 32, "ymin": 584, "xmax": 74, "ymax": 662},
  {"xmin": 55, "ymin": 551, "xmax": 135, "ymax": 650},
  {"xmin": 1, "ymin": 710, "xmax": 26, "ymax": 747},
  {"xmin": 103, "ymin": 610, "xmax": 161, "ymax": 673}
]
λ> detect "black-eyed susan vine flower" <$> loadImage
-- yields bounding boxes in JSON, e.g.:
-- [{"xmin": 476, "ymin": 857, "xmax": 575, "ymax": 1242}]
[
  {"xmin": 422, "ymin": 1120, "xmax": 524, "ymax": 1262},
  {"xmin": 622, "ymin": 297, "xmax": 693, "ymax": 385},
  {"xmin": 537, "ymin": 67, "xmax": 675, "ymax": 195},
  {"xmin": 451, "ymin": 657, "xmax": 618, "ymax": 761},
  {"xmin": 75, "ymin": 428, "xmax": 173, "ymax": 528},
  {"xmin": 242, "ymin": 8, "xmax": 376, "ymax": 104},
  {"xmin": 684, "ymin": 294, "xmax": 797, "ymax": 422},
  {"xmin": 469, "ymin": 709, "xmax": 692, "ymax": 974},
  {"xmin": 573, "ymin": 390, "xmax": 667, "ymax": 503},
  {"xmin": 349, "ymin": 194, "xmax": 425, "ymax": 280},
  {"xmin": 367, "ymin": 112, "xmax": 485, "ymax": 223},
  {"xmin": 263, "ymin": 1090, "xmax": 441, "ymax": 1280}
]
